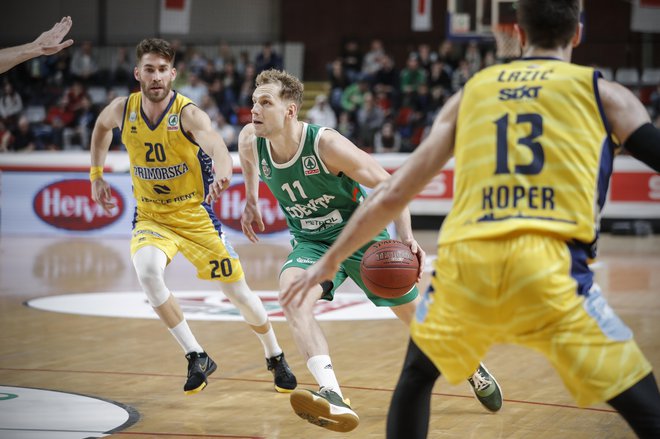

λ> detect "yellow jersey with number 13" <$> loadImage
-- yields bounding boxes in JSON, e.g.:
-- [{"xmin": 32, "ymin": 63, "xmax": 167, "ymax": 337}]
[
  {"xmin": 440, "ymin": 58, "xmax": 616, "ymax": 248},
  {"xmin": 121, "ymin": 91, "xmax": 213, "ymax": 214}
]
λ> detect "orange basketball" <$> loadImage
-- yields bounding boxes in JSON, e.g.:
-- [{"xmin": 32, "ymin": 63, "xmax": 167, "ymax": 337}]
[{"xmin": 360, "ymin": 240, "xmax": 419, "ymax": 299}]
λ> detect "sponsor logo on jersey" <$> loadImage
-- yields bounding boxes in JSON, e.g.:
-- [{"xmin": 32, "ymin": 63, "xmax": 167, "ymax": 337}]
[
  {"xmin": 284, "ymin": 194, "xmax": 336, "ymax": 218},
  {"xmin": 129, "ymin": 111, "xmax": 137, "ymax": 122},
  {"xmin": 300, "ymin": 209, "xmax": 343, "ymax": 231},
  {"xmin": 131, "ymin": 126, "xmax": 137, "ymax": 134},
  {"xmin": 212, "ymin": 181, "xmax": 288, "ymax": 233},
  {"xmin": 303, "ymin": 155, "xmax": 320, "ymax": 176},
  {"xmin": 153, "ymin": 184, "xmax": 171, "ymax": 195},
  {"xmin": 167, "ymin": 114, "xmax": 179, "ymax": 131},
  {"xmin": 296, "ymin": 257, "xmax": 316, "ymax": 264},
  {"xmin": 261, "ymin": 158, "xmax": 272, "ymax": 179},
  {"xmin": 33, "ymin": 179, "xmax": 124, "ymax": 231},
  {"xmin": 133, "ymin": 162, "xmax": 189, "ymax": 180}
]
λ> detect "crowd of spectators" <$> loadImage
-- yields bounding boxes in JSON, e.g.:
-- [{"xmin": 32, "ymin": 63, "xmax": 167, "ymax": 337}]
[{"xmin": 0, "ymin": 37, "xmax": 658, "ymax": 154}]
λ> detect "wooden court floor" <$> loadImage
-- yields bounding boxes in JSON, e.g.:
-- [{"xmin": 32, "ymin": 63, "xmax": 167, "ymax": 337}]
[{"xmin": 0, "ymin": 231, "xmax": 658, "ymax": 438}]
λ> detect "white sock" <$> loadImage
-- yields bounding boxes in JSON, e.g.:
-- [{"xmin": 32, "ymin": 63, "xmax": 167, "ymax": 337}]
[
  {"xmin": 168, "ymin": 320, "xmax": 203, "ymax": 354},
  {"xmin": 255, "ymin": 327, "xmax": 282, "ymax": 358},
  {"xmin": 307, "ymin": 355, "xmax": 342, "ymax": 398}
]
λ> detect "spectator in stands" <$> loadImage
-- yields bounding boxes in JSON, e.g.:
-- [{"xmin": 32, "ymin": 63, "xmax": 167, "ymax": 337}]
[
  {"xmin": 179, "ymin": 73, "xmax": 208, "ymax": 106},
  {"xmin": 428, "ymin": 60, "xmax": 453, "ymax": 96},
  {"xmin": 437, "ymin": 39, "xmax": 460, "ymax": 70},
  {"xmin": 373, "ymin": 55, "xmax": 399, "ymax": 99},
  {"xmin": 306, "ymin": 94, "xmax": 337, "ymax": 129},
  {"xmin": 8, "ymin": 115, "xmax": 37, "ymax": 152},
  {"xmin": 0, "ymin": 120, "xmax": 12, "ymax": 152},
  {"xmin": 70, "ymin": 40, "xmax": 99, "ymax": 85},
  {"xmin": 336, "ymin": 111, "xmax": 356, "ymax": 142},
  {"xmin": 74, "ymin": 95, "xmax": 97, "ymax": 149},
  {"xmin": 451, "ymin": 59, "xmax": 472, "ymax": 92},
  {"xmin": 483, "ymin": 49, "xmax": 497, "ymax": 69},
  {"xmin": 187, "ymin": 50, "xmax": 208, "ymax": 76},
  {"xmin": 328, "ymin": 58, "xmax": 350, "ymax": 115},
  {"xmin": 236, "ymin": 50, "xmax": 251, "ymax": 76},
  {"xmin": 109, "ymin": 46, "xmax": 133, "ymax": 87},
  {"xmin": 199, "ymin": 59, "xmax": 218, "ymax": 86},
  {"xmin": 44, "ymin": 94, "xmax": 75, "ymax": 150},
  {"xmin": 414, "ymin": 43, "xmax": 437, "ymax": 75},
  {"xmin": 255, "ymin": 42, "xmax": 283, "ymax": 74},
  {"xmin": 199, "ymin": 94, "xmax": 220, "ymax": 121},
  {"xmin": 172, "ymin": 60, "xmax": 189, "ymax": 91},
  {"xmin": 208, "ymin": 77, "xmax": 237, "ymax": 122},
  {"xmin": 373, "ymin": 121, "xmax": 401, "ymax": 153},
  {"xmin": 47, "ymin": 48, "xmax": 72, "ymax": 87},
  {"xmin": 373, "ymin": 87, "xmax": 393, "ymax": 118},
  {"xmin": 400, "ymin": 55, "xmax": 427, "ymax": 106},
  {"xmin": 465, "ymin": 40, "xmax": 483, "ymax": 75},
  {"xmin": 356, "ymin": 91, "xmax": 385, "ymax": 150},
  {"xmin": 213, "ymin": 40, "xmax": 234, "ymax": 72},
  {"xmin": 0, "ymin": 81, "xmax": 24, "ymax": 129},
  {"xmin": 65, "ymin": 80, "xmax": 88, "ymax": 114},
  {"xmin": 222, "ymin": 61, "xmax": 241, "ymax": 97},
  {"xmin": 362, "ymin": 39, "xmax": 385, "ymax": 79},
  {"xmin": 341, "ymin": 39, "xmax": 363, "ymax": 83},
  {"xmin": 212, "ymin": 113, "xmax": 237, "ymax": 151},
  {"xmin": 340, "ymin": 76, "xmax": 370, "ymax": 116}
]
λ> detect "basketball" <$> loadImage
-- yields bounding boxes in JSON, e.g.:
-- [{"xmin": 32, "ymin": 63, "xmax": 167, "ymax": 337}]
[{"xmin": 360, "ymin": 240, "xmax": 419, "ymax": 299}]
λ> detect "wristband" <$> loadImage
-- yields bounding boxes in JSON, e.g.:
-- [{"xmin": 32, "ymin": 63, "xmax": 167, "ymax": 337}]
[{"xmin": 89, "ymin": 166, "xmax": 104, "ymax": 182}]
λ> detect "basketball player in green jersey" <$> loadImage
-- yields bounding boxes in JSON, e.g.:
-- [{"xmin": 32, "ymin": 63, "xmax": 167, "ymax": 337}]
[
  {"xmin": 90, "ymin": 38, "xmax": 296, "ymax": 396},
  {"xmin": 283, "ymin": 1, "xmax": 660, "ymax": 437},
  {"xmin": 238, "ymin": 69, "xmax": 503, "ymax": 433}
]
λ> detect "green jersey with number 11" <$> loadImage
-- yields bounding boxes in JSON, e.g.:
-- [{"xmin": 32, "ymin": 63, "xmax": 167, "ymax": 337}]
[{"xmin": 255, "ymin": 123, "xmax": 369, "ymax": 242}]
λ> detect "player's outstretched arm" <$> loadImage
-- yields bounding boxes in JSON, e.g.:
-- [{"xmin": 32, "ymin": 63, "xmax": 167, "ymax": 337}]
[
  {"xmin": 0, "ymin": 16, "xmax": 73, "ymax": 74},
  {"xmin": 182, "ymin": 105, "xmax": 232, "ymax": 203},
  {"xmin": 238, "ymin": 124, "xmax": 265, "ymax": 242},
  {"xmin": 599, "ymin": 78, "xmax": 660, "ymax": 173},
  {"xmin": 90, "ymin": 97, "xmax": 126, "ymax": 214}
]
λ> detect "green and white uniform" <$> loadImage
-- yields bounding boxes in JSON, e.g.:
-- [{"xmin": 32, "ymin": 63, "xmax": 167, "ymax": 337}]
[{"xmin": 254, "ymin": 122, "xmax": 418, "ymax": 306}]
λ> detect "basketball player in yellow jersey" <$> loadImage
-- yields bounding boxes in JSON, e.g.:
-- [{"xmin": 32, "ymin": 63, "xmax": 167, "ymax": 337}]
[
  {"xmin": 90, "ymin": 38, "xmax": 296, "ymax": 396},
  {"xmin": 283, "ymin": 0, "xmax": 660, "ymax": 437}
]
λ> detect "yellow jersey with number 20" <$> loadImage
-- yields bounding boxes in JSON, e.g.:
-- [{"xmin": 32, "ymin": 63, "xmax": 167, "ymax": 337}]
[{"xmin": 121, "ymin": 91, "xmax": 213, "ymax": 214}]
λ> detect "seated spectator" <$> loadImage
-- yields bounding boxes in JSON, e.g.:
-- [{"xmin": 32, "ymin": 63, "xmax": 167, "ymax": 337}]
[
  {"xmin": 0, "ymin": 120, "xmax": 12, "ymax": 152},
  {"xmin": 70, "ymin": 41, "xmax": 99, "ymax": 85},
  {"xmin": 362, "ymin": 39, "xmax": 385, "ymax": 79},
  {"xmin": 328, "ymin": 58, "xmax": 350, "ymax": 115},
  {"xmin": 212, "ymin": 113, "xmax": 237, "ymax": 151},
  {"xmin": 208, "ymin": 77, "xmax": 237, "ymax": 121},
  {"xmin": 356, "ymin": 91, "xmax": 385, "ymax": 149},
  {"xmin": 414, "ymin": 43, "xmax": 437, "ymax": 75},
  {"xmin": 109, "ymin": 46, "xmax": 133, "ymax": 87},
  {"xmin": 213, "ymin": 40, "xmax": 235, "ymax": 72},
  {"xmin": 428, "ymin": 60, "xmax": 453, "ymax": 96},
  {"xmin": 451, "ymin": 59, "xmax": 472, "ymax": 92},
  {"xmin": 437, "ymin": 39, "xmax": 460, "ymax": 70},
  {"xmin": 73, "ymin": 95, "xmax": 97, "ymax": 149},
  {"xmin": 9, "ymin": 115, "xmax": 37, "ymax": 152},
  {"xmin": 44, "ymin": 95, "xmax": 76, "ymax": 150},
  {"xmin": 179, "ymin": 73, "xmax": 208, "ymax": 106},
  {"xmin": 340, "ymin": 77, "xmax": 370, "ymax": 116},
  {"xmin": 336, "ymin": 111, "xmax": 356, "ymax": 142},
  {"xmin": 374, "ymin": 121, "xmax": 402, "ymax": 153},
  {"xmin": 306, "ymin": 94, "xmax": 337, "ymax": 129},
  {"xmin": 400, "ymin": 55, "xmax": 427, "ymax": 105},
  {"xmin": 340, "ymin": 39, "xmax": 363, "ymax": 83},
  {"xmin": 222, "ymin": 61, "xmax": 241, "ymax": 97},
  {"xmin": 373, "ymin": 55, "xmax": 399, "ymax": 100},
  {"xmin": 465, "ymin": 40, "xmax": 483, "ymax": 75},
  {"xmin": 199, "ymin": 94, "xmax": 220, "ymax": 121},
  {"xmin": 255, "ymin": 42, "xmax": 283, "ymax": 73},
  {"xmin": 0, "ymin": 81, "xmax": 23, "ymax": 129},
  {"xmin": 65, "ymin": 81, "xmax": 88, "ymax": 114},
  {"xmin": 172, "ymin": 60, "xmax": 189, "ymax": 91}
]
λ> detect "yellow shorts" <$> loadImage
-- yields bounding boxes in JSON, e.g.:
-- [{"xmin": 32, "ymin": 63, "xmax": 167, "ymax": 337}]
[
  {"xmin": 130, "ymin": 204, "xmax": 244, "ymax": 282},
  {"xmin": 412, "ymin": 234, "xmax": 651, "ymax": 407}
]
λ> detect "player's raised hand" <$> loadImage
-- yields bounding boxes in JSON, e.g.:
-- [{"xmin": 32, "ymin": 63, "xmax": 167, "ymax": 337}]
[{"xmin": 34, "ymin": 16, "xmax": 74, "ymax": 56}]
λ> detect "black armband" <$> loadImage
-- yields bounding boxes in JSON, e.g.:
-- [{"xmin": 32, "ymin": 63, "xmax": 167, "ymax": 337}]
[{"xmin": 623, "ymin": 123, "xmax": 660, "ymax": 173}]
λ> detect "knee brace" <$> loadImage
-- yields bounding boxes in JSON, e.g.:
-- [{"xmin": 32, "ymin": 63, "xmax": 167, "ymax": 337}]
[
  {"xmin": 132, "ymin": 246, "xmax": 171, "ymax": 307},
  {"xmin": 221, "ymin": 277, "xmax": 268, "ymax": 326}
]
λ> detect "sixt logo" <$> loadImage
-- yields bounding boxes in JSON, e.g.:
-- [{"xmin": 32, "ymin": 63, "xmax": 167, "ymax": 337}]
[
  {"xmin": 499, "ymin": 85, "xmax": 542, "ymax": 101},
  {"xmin": 33, "ymin": 179, "xmax": 124, "ymax": 231}
]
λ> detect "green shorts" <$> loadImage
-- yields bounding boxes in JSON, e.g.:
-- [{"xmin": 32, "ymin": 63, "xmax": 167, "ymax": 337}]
[{"xmin": 282, "ymin": 231, "xmax": 419, "ymax": 307}]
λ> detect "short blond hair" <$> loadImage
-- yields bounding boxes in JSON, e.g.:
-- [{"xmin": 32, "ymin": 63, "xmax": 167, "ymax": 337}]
[{"xmin": 255, "ymin": 69, "xmax": 304, "ymax": 107}]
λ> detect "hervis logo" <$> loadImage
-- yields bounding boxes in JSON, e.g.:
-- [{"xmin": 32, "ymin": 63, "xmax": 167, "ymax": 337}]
[
  {"xmin": 211, "ymin": 181, "xmax": 288, "ymax": 234},
  {"xmin": 33, "ymin": 179, "xmax": 124, "ymax": 231},
  {"xmin": 303, "ymin": 155, "xmax": 320, "ymax": 176}
]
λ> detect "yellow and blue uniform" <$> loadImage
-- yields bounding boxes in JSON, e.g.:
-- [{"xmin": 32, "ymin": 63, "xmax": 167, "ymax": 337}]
[
  {"xmin": 122, "ymin": 91, "xmax": 243, "ymax": 282},
  {"xmin": 412, "ymin": 59, "xmax": 651, "ymax": 406}
]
